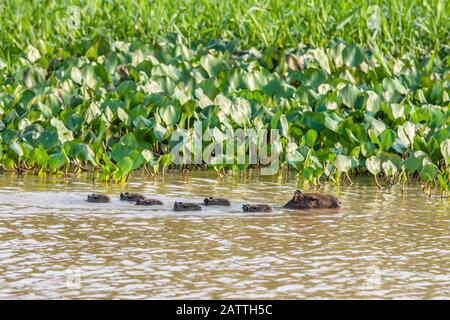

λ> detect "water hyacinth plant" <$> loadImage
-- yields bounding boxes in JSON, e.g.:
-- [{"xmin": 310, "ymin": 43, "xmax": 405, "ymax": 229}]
[{"xmin": 0, "ymin": 6, "xmax": 449, "ymax": 195}]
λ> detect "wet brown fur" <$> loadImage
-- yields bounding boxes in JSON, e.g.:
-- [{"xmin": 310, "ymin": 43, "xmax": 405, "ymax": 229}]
[
  {"xmin": 283, "ymin": 190, "xmax": 342, "ymax": 209},
  {"xmin": 120, "ymin": 192, "xmax": 145, "ymax": 201},
  {"xmin": 136, "ymin": 198, "xmax": 163, "ymax": 206},
  {"xmin": 242, "ymin": 204, "xmax": 272, "ymax": 212},
  {"xmin": 204, "ymin": 197, "xmax": 231, "ymax": 206},
  {"xmin": 174, "ymin": 202, "xmax": 202, "ymax": 211},
  {"xmin": 87, "ymin": 193, "xmax": 110, "ymax": 203}
]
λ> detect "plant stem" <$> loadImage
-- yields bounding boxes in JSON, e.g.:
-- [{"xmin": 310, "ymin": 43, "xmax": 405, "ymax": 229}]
[
  {"xmin": 345, "ymin": 171, "xmax": 353, "ymax": 185},
  {"xmin": 374, "ymin": 174, "xmax": 383, "ymax": 189}
]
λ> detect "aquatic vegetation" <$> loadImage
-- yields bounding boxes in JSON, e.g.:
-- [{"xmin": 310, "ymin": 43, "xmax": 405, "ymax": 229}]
[
  {"xmin": 0, "ymin": 8, "xmax": 449, "ymax": 196},
  {"xmin": 1, "ymin": 1, "xmax": 448, "ymax": 60}
]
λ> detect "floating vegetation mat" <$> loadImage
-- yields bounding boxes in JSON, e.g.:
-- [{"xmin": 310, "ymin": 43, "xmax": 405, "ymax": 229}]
[{"xmin": 0, "ymin": 33, "xmax": 448, "ymax": 196}]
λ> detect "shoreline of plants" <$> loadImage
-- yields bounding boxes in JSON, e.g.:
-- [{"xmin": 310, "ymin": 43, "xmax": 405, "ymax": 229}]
[
  {"xmin": 0, "ymin": 33, "xmax": 449, "ymax": 197},
  {"xmin": 2, "ymin": 1, "xmax": 448, "ymax": 59}
]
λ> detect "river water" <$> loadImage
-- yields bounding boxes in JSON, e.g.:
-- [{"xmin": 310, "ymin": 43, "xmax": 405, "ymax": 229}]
[{"xmin": 0, "ymin": 171, "xmax": 448, "ymax": 299}]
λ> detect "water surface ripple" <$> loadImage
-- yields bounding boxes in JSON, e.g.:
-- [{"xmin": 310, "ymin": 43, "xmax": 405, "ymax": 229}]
[{"xmin": 0, "ymin": 172, "xmax": 449, "ymax": 299}]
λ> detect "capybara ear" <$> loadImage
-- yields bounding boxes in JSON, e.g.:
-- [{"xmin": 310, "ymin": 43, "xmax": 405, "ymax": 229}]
[{"xmin": 294, "ymin": 190, "xmax": 303, "ymax": 200}]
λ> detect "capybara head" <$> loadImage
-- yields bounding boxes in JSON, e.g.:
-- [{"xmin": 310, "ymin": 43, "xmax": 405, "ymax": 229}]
[{"xmin": 290, "ymin": 190, "xmax": 342, "ymax": 209}]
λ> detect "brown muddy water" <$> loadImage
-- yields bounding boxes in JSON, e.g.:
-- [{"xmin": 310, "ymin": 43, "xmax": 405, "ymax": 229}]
[{"xmin": 0, "ymin": 171, "xmax": 449, "ymax": 299}]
